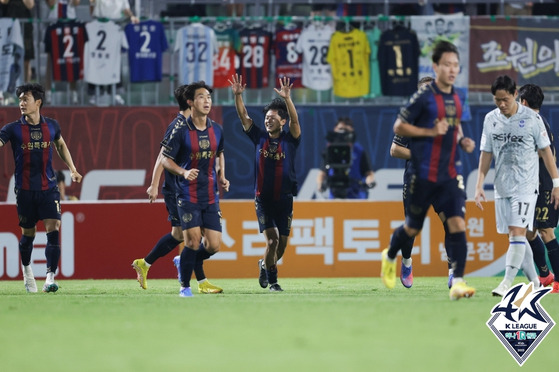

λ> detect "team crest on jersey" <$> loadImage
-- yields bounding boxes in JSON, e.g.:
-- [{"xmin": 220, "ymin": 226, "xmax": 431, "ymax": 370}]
[
  {"xmin": 182, "ymin": 213, "xmax": 193, "ymax": 223},
  {"xmin": 486, "ymin": 283, "xmax": 555, "ymax": 366},
  {"xmin": 268, "ymin": 142, "xmax": 278, "ymax": 153},
  {"xmin": 199, "ymin": 139, "xmax": 210, "ymax": 150},
  {"xmin": 30, "ymin": 131, "xmax": 42, "ymax": 141},
  {"xmin": 446, "ymin": 104, "xmax": 456, "ymax": 117}
]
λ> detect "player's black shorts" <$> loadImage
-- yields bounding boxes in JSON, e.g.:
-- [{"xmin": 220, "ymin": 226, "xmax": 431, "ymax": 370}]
[
  {"xmin": 15, "ymin": 187, "xmax": 61, "ymax": 228},
  {"xmin": 255, "ymin": 195, "xmax": 293, "ymax": 236},
  {"xmin": 533, "ymin": 189, "xmax": 559, "ymax": 229},
  {"xmin": 176, "ymin": 199, "xmax": 222, "ymax": 232},
  {"xmin": 163, "ymin": 192, "xmax": 181, "ymax": 227},
  {"xmin": 405, "ymin": 176, "xmax": 466, "ymax": 230}
]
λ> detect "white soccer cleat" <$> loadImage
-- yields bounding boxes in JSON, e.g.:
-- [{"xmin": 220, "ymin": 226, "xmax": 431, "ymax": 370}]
[
  {"xmin": 492, "ymin": 281, "xmax": 510, "ymax": 297},
  {"xmin": 22, "ymin": 265, "xmax": 37, "ymax": 293}
]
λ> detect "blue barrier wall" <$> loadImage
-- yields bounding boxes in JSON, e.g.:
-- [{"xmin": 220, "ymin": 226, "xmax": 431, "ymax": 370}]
[{"xmin": 220, "ymin": 104, "xmax": 559, "ymax": 199}]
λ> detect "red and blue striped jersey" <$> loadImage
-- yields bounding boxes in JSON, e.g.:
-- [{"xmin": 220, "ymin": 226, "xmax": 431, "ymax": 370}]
[
  {"xmin": 245, "ymin": 124, "xmax": 300, "ymax": 201},
  {"xmin": 0, "ymin": 116, "xmax": 62, "ymax": 191},
  {"xmin": 238, "ymin": 27, "xmax": 272, "ymax": 88},
  {"xmin": 44, "ymin": 20, "xmax": 88, "ymax": 82},
  {"xmin": 159, "ymin": 113, "xmax": 188, "ymax": 197},
  {"xmin": 398, "ymin": 82, "xmax": 464, "ymax": 183},
  {"xmin": 162, "ymin": 116, "xmax": 224, "ymax": 205}
]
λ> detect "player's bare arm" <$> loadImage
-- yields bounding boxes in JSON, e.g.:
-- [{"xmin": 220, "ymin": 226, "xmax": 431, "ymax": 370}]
[
  {"xmin": 229, "ymin": 74, "xmax": 253, "ymax": 131},
  {"xmin": 390, "ymin": 142, "xmax": 411, "ymax": 160},
  {"xmin": 161, "ymin": 155, "xmax": 199, "ymax": 181},
  {"xmin": 275, "ymin": 77, "xmax": 301, "ymax": 139},
  {"xmin": 53, "ymin": 136, "xmax": 82, "ymax": 183},
  {"xmin": 539, "ymin": 146, "xmax": 559, "ymax": 209},
  {"xmin": 394, "ymin": 117, "xmax": 448, "ymax": 138},
  {"xmin": 147, "ymin": 148, "xmax": 166, "ymax": 202},
  {"xmin": 474, "ymin": 151, "xmax": 493, "ymax": 210}
]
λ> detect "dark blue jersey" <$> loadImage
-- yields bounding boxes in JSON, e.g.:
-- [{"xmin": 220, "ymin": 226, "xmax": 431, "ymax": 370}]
[
  {"xmin": 0, "ymin": 116, "xmax": 61, "ymax": 191},
  {"xmin": 162, "ymin": 116, "xmax": 224, "ymax": 205},
  {"xmin": 539, "ymin": 115, "xmax": 555, "ymax": 191},
  {"xmin": 160, "ymin": 113, "xmax": 188, "ymax": 197},
  {"xmin": 245, "ymin": 124, "xmax": 300, "ymax": 201},
  {"xmin": 398, "ymin": 82, "xmax": 464, "ymax": 183},
  {"xmin": 125, "ymin": 20, "xmax": 168, "ymax": 83}
]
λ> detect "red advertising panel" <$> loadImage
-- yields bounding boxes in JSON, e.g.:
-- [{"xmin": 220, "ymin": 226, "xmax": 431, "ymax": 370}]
[{"xmin": 0, "ymin": 201, "xmax": 508, "ymax": 281}]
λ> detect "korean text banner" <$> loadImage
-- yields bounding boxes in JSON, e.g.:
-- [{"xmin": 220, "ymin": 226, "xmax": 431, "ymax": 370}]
[{"xmin": 470, "ymin": 17, "xmax": 559, "ymax": 92}]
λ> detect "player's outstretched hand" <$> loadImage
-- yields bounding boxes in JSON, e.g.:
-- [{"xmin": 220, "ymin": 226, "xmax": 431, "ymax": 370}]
[
  {"xmin": 274, "ymin": 76, "xmax": 293, "ymax": 99},
  {"xmin": 228, "ymin": 74, "xmax": 246, "ymax": 96}
]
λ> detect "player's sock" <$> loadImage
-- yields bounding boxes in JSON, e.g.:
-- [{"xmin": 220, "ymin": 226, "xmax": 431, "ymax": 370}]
[
  {"xmin": 504, "ymin": 236, "xmax": 525, "ymax": 283},
  {"xmin": 45, "ymin": 231, "xmax": 60, "ymax": 274},
  {"xmin": 194, "ymin": 242, "xmax": 213, "ymax": 281},
  {"xmin": 266, "ymin": 265, "xmax": 278, "ymax": 285},
  {"xmin": 528, "ymin": 235, "xmax": 550, "ymax": 276},
  {"xmin": 19, "ymin": 235, "xmax": 35, "ymax": 266},
  {"xmin": 521, "ymin": 241, "xmax": 539, "ymax": 283},
  {"xmin": 545, "ymin": 239, "xmax": 559, "ymax": 279},
  {"xmin": 145, "ymin": 233, "xmax": 181, "ymax": 265},
  {"xmin": 447, "ymin": 232, "xmax": 467, "ymax": 278},
  {"xmin": 443, "ymin": 222, "xmax": 452, "ymax": 269},
  {"xmin": 387, "ymin": 225, "xmax": 413, "ymax": 260},
  {"xmin": 179, "ymin": 247, "xmax": 196, "ymax": 288},
  {"xmin": 402, "ymin": 257, "xmax": 412, "ymax": 267}
]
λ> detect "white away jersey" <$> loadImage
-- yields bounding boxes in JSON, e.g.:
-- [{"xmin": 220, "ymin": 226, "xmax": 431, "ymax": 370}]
[
  {"xmin": 295, "ymin": 23, "xmax": 334, "ymax": 91},
  {"xmin": 174, "ymin": 23, "xmax": 218, "ymax": 86},
  {"xmin": 481, "ymin": 104, "xmax": 550, "ymax": 198},
  {"xmin": 0, "ymin": 18, "xmax": 24, "ymax": 92},
  {"xmin": 84, "ymin": 20, "xmax": 127, "ymax": 85}
]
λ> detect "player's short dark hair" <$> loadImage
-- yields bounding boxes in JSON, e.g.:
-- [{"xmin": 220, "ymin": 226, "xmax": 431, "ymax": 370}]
[
  {"xmin": 418, "ymin": 76, "xmax": 434, "ymax": 89},
  {"xmin": 518, "ymin": 83, "xmax": 544, "ymax": 110},
  {"xmin": 491, "ymin": 75, "xmax": 516, "ymax": 96},
  {"xmin": 16, "ymin": 83, "xmax": 45, "ymax": 108},
  {"xmin": 174, "ymin": 84, "xmax": 190, "ymax": 111},
  {"xmin": 432, "ymin": 40, "xmax": 459, "ymax": 65},
  {"xmin": 56, "ymin": 170, "xmax": 65, "ymax": 183},
  {"xmin": 184, "ymin": 81, "xmax": 213, "ymax": 102},
  {"xmin": 336, "ymin": 117, "xmax": 353, "ymax": 128},
  {"xmin": 263, "ymin": 97, "xmax": 288, "ymax": 121}
]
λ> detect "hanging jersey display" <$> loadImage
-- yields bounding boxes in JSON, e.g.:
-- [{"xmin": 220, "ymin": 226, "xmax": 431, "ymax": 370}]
[
  {"xmin": 365, "ymin": 27, "xmax": 382, "ymax": 98},
  {"xmin": 84, "ymin": 19, "xmax": 127, "ymax": 85},
  {"xmin": 213, "ymin": 27, "xmax": 242, "ymax": 88},
  {"xmin": 174, "ymin": 23, "xmax": 218, "ymax": 86},
  {"xmin": 238, "ymin": 27, "xmax": 272, "ymax": 89},
  {"xmin": 327, "ymin": 28, "xmax": 371, "ymax": 98},
  {"xmin": 44, "ymin": 20, "xmax": 88, "ymax": 82},
  {"xmin": 274, "ymin": 25, "xmax": 303, "ymax": 88},
  {"xmin": 0, "ymin": 18, "xmax": 24, "ymax": 93},
  {"xmin": 125, "ymin": 20, "xmax": 168, "ymax": 83},
  {"xmin": 378, "ymin": 25, "xmax": 420, "ymax": 96},
  {"xmin": 295, "ymin": 23, "xmax": 334, "ymax": 91}
]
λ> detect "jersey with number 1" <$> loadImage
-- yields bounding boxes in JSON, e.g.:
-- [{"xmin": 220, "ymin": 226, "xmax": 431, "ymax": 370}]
[
  {"xmin": 238, "ymin": 27, "xmax": 272, "ymax": 88},
  {"xmin": 44, "ymin": 20, "xmax": 88, "ymax": 82},
  {"xmin": 174, "ymin": 23, "xmax": 218, "ymax": 86},
  {"xmin": 327, "ymin": 28, "xmax": 370, "ymax": 97},
  {"xmin": 295, "ymin": 23, "xmax": 334, "ymax": 91},
  {"xmin": 84, "ymin": 20, "xmax": 127, "ymax": 85},
  {"xmin": 125, "ymin": 20, "xmax": 168, "ymax": 82}
]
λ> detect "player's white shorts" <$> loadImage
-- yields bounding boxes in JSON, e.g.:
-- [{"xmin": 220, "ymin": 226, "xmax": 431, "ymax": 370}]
[{"xmin": 495, "ymin": 194, "xmax": 537, "ymax": 234}]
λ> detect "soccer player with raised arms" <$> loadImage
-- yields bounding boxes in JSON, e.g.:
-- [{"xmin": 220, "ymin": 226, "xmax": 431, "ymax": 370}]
[{"xmin": 229, "ymin": 74, "xmax": 301, "ymax": 292}]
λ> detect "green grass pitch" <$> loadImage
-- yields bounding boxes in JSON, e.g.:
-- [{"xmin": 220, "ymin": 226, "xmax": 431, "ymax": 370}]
[{"xmin": 1, "ymin": 277, "xmax": 557, "ymax": 372}]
